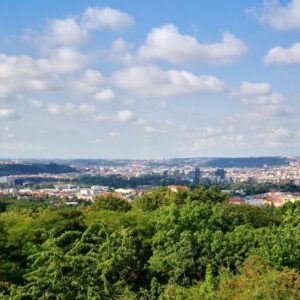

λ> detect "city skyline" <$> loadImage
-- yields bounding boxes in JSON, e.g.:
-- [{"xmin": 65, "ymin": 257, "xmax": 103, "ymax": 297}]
[{"xmin": 1, "ymin": 0, "xmax": 300, "ymax": 158}]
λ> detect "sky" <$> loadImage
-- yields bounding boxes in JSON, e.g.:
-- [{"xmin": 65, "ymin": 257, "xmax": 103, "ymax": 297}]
[{"xmin": 1, "ymin": 0, "xmax": 300, "ymax": 159}]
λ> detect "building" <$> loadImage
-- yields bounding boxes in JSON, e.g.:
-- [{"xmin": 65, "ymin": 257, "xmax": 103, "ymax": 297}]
[
  {"xmin": 6, "ymin": 178, "xmax": 24, "ymax": 186},
  {"xmin": 229, "ymin": 197, "xmax": 245, "ymax": 205},
  {"xmin": 215, "ymin": 168, "xmax": 225, "ymax": 180},
  {"xmin": 168, "ymin": 185, "xmax": 190, "ymax": 193},
  {"xmin": 193, "ymin": 166, "xmax": 202, "ymax": 184},
  {"xmin": 0, "ymin": 176, "xmax": 8, "ymax": 185}
]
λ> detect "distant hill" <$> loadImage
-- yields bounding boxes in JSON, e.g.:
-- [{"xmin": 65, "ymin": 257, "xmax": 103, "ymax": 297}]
[
  {"xmin": 0, "ymin": 163, "xmax": 77, "ymax": 176},
  {"xmin": 49, "ymin": 157, "xmax": 290, "ymax": 168},
  {"xmin": 203, "ymin": 157, "xmax": 289, "ymax": 168}
]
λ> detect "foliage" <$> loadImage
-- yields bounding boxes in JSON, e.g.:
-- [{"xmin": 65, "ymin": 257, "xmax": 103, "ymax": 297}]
[
  {"xmin": 0, "ymin": 163, "xmax": 77, "ymax": 176},
  {"xmin": 75, "ymin": 174, "xmax": 190, "ymax": 189},
  {"xmin": 93, "ymin": 193, "xmax": 132, "ymax": 212},
  {"xmin": 0, "ymin": 188, "xmax": 300, "ymax": 299},
  {"xmin": 133, "ymin": 188, "xmax": 173, "ymax": 211},
  {"xmin": 217, "ymin": 256, "xmax": 300, "ymax": 300}
]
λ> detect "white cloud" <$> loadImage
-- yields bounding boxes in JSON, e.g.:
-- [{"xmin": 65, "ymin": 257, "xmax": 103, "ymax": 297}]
[
  {"xmin": 46, "ymin": 103, "xmax": 97, "ymax": 117},
  {"xmin": 45, "ymin": 47, "xmax": 88, "ymax": 73},
  {"xmin": 187, "ymin": 126, "xmax": 246, "ymax": 150},
  {"xmin": 232, "ymin": 81, "xmax": 283, "ymax": 104},
  {"xmin": 1, "ymin": 126, "xmax": 15, "ymax": 139},
  {"xmin": 118, "ymin": 110, "xmax": 134, "ymax": 122},
  {"xmin": 25, "ymin": 7, "xmax": 134, "ymax": 50},
  {"xmin": 252, "ymin": 127, "xmax": 300, "ymax": 147},
  {"xmin": 81, "ymin": 7, "xmax": 134, "ymax": 30},
  {"xmin": 231, "ymin": 81, "xmax": 293, "ymax": 121},
  {"xmin": 0, "ymin": 107, "xmax": 20, "ymax": 120},
  {"xmin": 234, "ymin": 82, "xmax": 272, "ymax": 97},
  {"xmin": 249, "ymin": 0, "xmax": 300, "ymax": 30},
  {"xmin": 110, "ymin": 38, "xmax": 135, "ymax": 64},
  {"xmin": 32, "ymin": 18, "xmax": 88, "ymax": 48},
  {"xmin": 144, "ymin": 126, "xmax": 157, "ymax": 133},
  {"xmin": 261, "ymin": 127, "xmax": 291, "ymax": 139},
  {"xmin": 135, "ymin": 118, "xmax": 148, "ymax": 126},
  {"xmin": 75, "ymin": 69, "xmax": 104, "ymax": 94},
  {"xmin": 137, "ymin": 24, "xmax": 247, "ymax": 64},
  {"xmin": 94, "ymin": 89, "xmax": 116, "ymax": 102},
  {"xmin": 108, "ymin": 131, "xmax": 120, "ymax": 137},
  {"xmin": 264, "ymin": 43, "xmax": 300, "ymax": 64},
  {"xmin": 0, "ymin": 48, "xmax": 87, "ymax": 100},
  {"xmin": 113, "ymin": 65, "xmax": 225, "ymax": 97},
  {"xmin": 72, "ymin": 70, "xmax": 115, "ymax": 102},
  {"xmin": 258, "ymin": 127, "xmax": 291, "ymax": 146}
]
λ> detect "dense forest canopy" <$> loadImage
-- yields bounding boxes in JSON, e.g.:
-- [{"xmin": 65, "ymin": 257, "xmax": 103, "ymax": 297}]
[
  {"xmin": 0, "ymin": 163, "xmax": 77, "ymax": 176},
  {"xmin": 75, "ymin": 174, "xmax": 190, "ymax": 188},
  {"xmin": 0, "ymin": 187, "xmax": 300, "ymax": 299}
]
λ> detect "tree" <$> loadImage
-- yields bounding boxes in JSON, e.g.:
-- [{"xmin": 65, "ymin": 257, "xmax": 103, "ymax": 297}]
[
  {"xmin": 93, "ymin": 194, "xmax": 132, "ymax": 212},
  {"xmin": 217, "ymin": 256, "xmax": 300, "ymax": 300},
  {"xmin": 133, "ymin": 188, "xmax": 172, "ymax": 211},
  {"xmin": 149, "ymin": 201, "xmax": 213, "ymax": 285},
  {"xmin": 189, "ymin": 187, "xmax": 228, "ymax": 204},
  {"xmin": 11, "ymin": 222, "xmax": 146, "ymax": 299}
]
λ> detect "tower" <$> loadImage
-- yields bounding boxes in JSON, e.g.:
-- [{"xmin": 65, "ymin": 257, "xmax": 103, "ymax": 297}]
[
  {"xmin": 215, "ymin": 168, "xmax": 225, "ymax": 180},
  {"xmin": 193, "ymin": 166, "xmax": 201, "ymax": 184}
]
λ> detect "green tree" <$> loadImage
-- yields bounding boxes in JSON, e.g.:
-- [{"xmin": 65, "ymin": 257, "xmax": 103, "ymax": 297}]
[
  {"xmin": 93, "ymin": 193, "xmax": 132, "ymax": 212},
  {"xmin": 217, "ymin": 256, "xmax": 300, "ymax": 300},
  {"xmin": 11, "ymin": 222, "xmax": 146, "ymax": 299},
  {"xmin": 134, "ymin": 188, "xmax": 172, "ymax": 211}
]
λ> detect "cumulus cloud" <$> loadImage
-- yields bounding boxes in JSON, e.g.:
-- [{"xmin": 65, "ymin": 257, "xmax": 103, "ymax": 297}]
[
  {"xmin": 0, "ymin": 48, "xmax": 87, "ymax": 100},
  {"xmin": 186, "ymin": 126, "xmax": 245, "ymax": 151},
  {"xmin": 30, "ymin": 18, "xmax": 88, "ymax": 48},
  {"xmin": 75, "ymin": 69, "xmax": 104, "ymax": 94},
  {"xmin": 253, "ymin": 127, "xmax": 300, "ymax": 147},
  {"xmin": 110, "ymin": 38, "xmax": 134, "ymax": 64},
  {"xmin": 25, "ymin": 7, "xmax": 134, "ymax": 50},
  {"xmin": 144, "ymin": 126, "xmax": 157, "ymax": 133},
  {"xmin": 46, "ymin": 103, "xmax": 97, "ymax": 117},
  {"xmin": 81, "ymin": 7, "xmax": 134, "ymax": 30},
  {"xmin": 0, "ymin": 7, "xmax": 133, "ymax": 118},
  {"xmin": 248, "ymin": 0, "xmax": 300, "ymax": 30},
  {"xmin": 233, "ymin": 82, "xmax": 272, "ymax": 97},
  {"xmin": 0, "ymin": 107, "xmax": 20, "ymax": 120},
  {"xmin": 8, "ymin": 45, "xmax": 88, "ymax": 78},
  {"xmin": 94, "ymin": 89, "xmax": 116, "ymax": 102},
  {"xmin": 1, "ymin": 126, "xmax": 15, "ymax": 139},
  {"xmin": 137, "ymin": 24, "xmax": 247, "ymax": 64},
  {"xmin": 117, "ymin": 110, "xmax": 135, "ymax": 122},
  {"xmin": 264, "ymin": 43, "xmax": 300, "ymax": 64},
  {"xmin": 113, "ymin": 65, "xmax": 225, "ymax": 97},
  {"xmin": 44, "ymin": 47, "xmax": 88, "ymax": 73},
  {"xmin": 232, "ymin": 81, "xmax": 293, "ymax": 120},
  {"xmin": 258, "ymin": 127, "xmax": 291, "ymax": 146},
  {"xmin": 72, "ymin": 70, "xmax": 116, "ymax": 102},
  {"xmin": 232, "ymin": 82, "xmax": 283, "ymax": 104}
]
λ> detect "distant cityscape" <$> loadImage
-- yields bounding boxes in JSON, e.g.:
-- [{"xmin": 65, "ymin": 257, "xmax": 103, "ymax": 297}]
[{"xmin": 1, "ymin": 156, "xmax": 300, "ymax": 207}]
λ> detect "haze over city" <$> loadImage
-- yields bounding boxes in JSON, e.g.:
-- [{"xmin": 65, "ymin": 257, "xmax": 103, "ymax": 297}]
[{"xmin": 1, "ymin": 0, "xmax": 300, "ymax": 158}]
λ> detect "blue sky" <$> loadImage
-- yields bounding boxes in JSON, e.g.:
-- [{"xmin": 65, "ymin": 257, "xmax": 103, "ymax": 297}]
[{"xmin": 0, "ymin": 0, "xmax": 300, "ymax": 158}]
